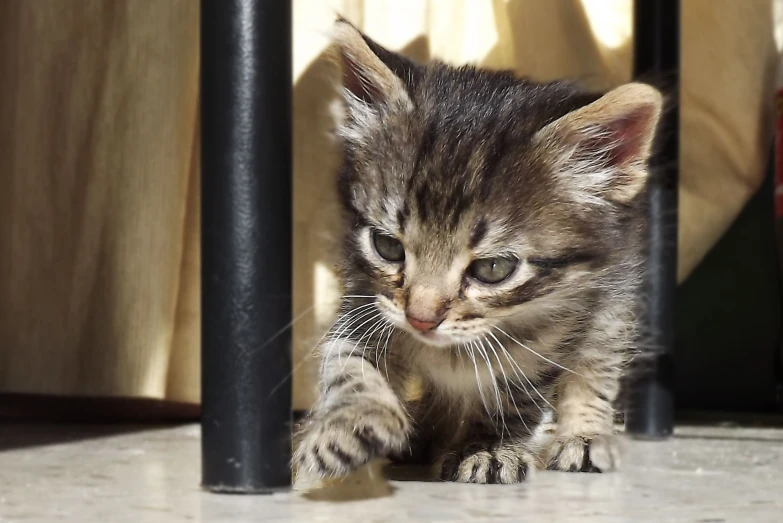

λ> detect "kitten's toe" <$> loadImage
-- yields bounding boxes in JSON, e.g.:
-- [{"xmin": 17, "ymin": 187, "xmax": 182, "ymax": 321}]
[
  {"xmin": 294, "ymin": 403, "xmax": 409, "ymax": 481},
  {"xmin": 546, "ymin": 434, "xmax": 623, "ymax": 473},
  {"xmin": 438, "ymin": 443, "xmax": 535, "ymax": 484}
]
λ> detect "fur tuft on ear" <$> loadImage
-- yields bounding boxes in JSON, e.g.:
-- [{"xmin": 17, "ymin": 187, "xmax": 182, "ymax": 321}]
[
  {"xmin": 330, "ymin": 19, "xmax": 414, "ymax": 143},
  {"xmin": 535, "ymin": 83, "xmax": 663, "ymax": 205},
  {"xmin": 332, "ymin": 19, "xmax": 412, "ymax": 107}
]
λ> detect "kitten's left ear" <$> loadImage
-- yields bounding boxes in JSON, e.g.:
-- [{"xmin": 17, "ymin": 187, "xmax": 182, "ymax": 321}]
[{"xmin": 535, "ymin": 83, "xmax": 663, "ymax": 205}]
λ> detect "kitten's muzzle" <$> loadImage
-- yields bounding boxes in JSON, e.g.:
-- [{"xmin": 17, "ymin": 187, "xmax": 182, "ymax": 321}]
[{"xmin": 406, "ymin": 314, "xmax": 443, "ymax": 333}]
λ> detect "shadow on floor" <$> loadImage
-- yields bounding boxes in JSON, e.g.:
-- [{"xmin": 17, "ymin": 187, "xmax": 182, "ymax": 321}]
[
  {"xmin": 298, "ymin": 461, "xmax": 398, "ymax": 502},
  {"xmin": 0, "ymin": 393, "xmax": 198, "ymax": 452},
  {"xmin": 295, "ymin": 461, "xmax": 440, "ymax": 503}
]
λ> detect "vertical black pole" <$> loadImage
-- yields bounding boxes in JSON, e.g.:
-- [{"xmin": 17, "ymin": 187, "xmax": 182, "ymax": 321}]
[
  {"xmin": 201, "ymin": 0, "xmax": 293, "ymax": 491},
  {"xmin": 626, "ymin": 0, "xmax": 679, "ymax": 439}
]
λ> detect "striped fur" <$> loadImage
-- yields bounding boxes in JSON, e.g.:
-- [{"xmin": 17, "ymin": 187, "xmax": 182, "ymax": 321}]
[{"xmin": 294, "ymin": 20, "xmax": 661, "ymax": 485}]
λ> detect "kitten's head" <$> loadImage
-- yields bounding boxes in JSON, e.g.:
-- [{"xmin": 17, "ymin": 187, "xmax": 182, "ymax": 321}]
[{"xmin": 331, "ymin": 20, "xmax": 661, "ymax": 348}]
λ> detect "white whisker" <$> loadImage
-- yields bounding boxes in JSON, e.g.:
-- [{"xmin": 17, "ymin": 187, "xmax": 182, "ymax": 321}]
[
  {"xmin": 493, "ymin": 325, "xmax": 582, "ymax": 376},
  {"xmin": 327, "ymin": 302, "xmax": 377, "ymax": 340},
  {"xmin": 380, "ymin": 324, "xmax": 395, "ymax": 382},
  {"xmin": 487, "ymin": 332, "xmax": 543, "ymax": 413},
  {"xmin": 266, "ymin": 303, "xmax": 365, "ymax": 398},
  {"xmin": 325, "ymin": 303, "xmax": 377, "ymax": 347},
  {"xmin": 487, "ymin": 332, "xmax": 543, "ymax": 434},
  {"xmin": 323, "ymin": 304, "xmax": 379, "ymax": 367},
  {"xmin": 483, "ymin": 334, "xmax": 529, "ymax": 435},
  {"xmin": 465, "ymin": 342, "xmax": 494, "ymax": 427},
  {"xmin": 337, "ymin": 311, "xmax": 383, "ymax": 373},
  {"xmin": 357, "ymin": 318, "xmax": 390, "ymax": 384},
  {"xmin": 475, "ymin": 338, "xmax": 507, "ymax": 439},
  {"xmin": 372, "ymin": 322, "xmax": 391, "ymax": 368},
  {"xmin": 488, "ymin": 331, "xmax": 555, "ymax": 412},
  {"xmin": 256, "ymin": 305, "xmax": 315, "ymax": 352},
  {"xmin": 325, "ymin": 303, "xmax": 377, "ymax": 345}
]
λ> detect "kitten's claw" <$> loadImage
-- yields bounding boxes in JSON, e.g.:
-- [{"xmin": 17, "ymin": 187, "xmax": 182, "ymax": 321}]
[
  {"xmin": 438, "ymin": 442, "xmax": 536, "ymax": 484},
  {"xmin": 546, "ymin": 434, "xmax": 622, "ymax": 473},
  {"xmin": 294, "ymin": 403, "xmax": 409, "ymax": 481}
]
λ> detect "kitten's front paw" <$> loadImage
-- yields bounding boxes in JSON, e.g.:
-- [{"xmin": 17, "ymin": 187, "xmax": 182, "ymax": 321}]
[
  {"xmin": 546, "ymin": 434, "xmax": 622, "ymax": 473},
  {"xmin": 294, "ymin": 403, "xmax": 409, "ymax": 480},
  {"xmin": 438, "ymin": 441, "xmax": 536, "ymax": 484}
]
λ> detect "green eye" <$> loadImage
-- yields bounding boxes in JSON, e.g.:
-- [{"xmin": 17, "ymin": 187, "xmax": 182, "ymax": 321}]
[
  {"xmin": 372, "ymin": 230, "xmax": 405, "ymax": 262},
  {"xmin": 468, "ymin": 256, "xmax": 518, "ymax": 284}
]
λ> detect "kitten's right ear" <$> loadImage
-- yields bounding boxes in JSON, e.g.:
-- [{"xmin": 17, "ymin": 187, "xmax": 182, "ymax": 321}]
[{"xmin": 332, "ymin": 18, "xmax": 413, "ymax": 109}]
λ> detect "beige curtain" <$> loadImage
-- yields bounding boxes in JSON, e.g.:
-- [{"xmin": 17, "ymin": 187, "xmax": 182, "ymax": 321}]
[
  {"xmin": 0, "ymin": 0, "xmax": 200, "ymax": 404},
  {"xmin": 0, "ymin": 0, "xmax": 776, "ymax": 411}
]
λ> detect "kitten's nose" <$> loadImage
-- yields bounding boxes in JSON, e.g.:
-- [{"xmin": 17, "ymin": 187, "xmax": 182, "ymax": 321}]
[{"xmin": 406, "ymin": 314, "xmax": 442, "ymax": 333}]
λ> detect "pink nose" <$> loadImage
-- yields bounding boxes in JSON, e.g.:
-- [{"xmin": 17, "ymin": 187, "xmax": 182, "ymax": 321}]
[{"xmin": 406, "ymin": 315, "xmax": 442, "ymax": 333}]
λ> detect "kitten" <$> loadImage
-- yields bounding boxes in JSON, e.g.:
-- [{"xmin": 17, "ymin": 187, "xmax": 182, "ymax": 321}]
[{"xmin": 294, "ymin": 19, "xmax": 661, "ymax": 484}]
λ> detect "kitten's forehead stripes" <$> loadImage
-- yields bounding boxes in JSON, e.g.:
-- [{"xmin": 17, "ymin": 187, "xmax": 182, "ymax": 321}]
[
  {"xmin": 468, "ymin": 219, "xmax": 488, "ymax": 249},
  {"xmin": 479, "ymin": 123, "xmax": 513, "ymax": 187},
  {"xmin": 396, "ymin": 206, "xmax": 408, "ymax": 230},
  {"xmin": 447, "ymin": 187, "xmax": 472, "ymax": 230},
  {"xmin": 404, "ymin": 113, "xmax": 520, "ymax": 230},
  {"xmin": 413, "ymin": 184, "xmax": 430, "ymax": 223}
]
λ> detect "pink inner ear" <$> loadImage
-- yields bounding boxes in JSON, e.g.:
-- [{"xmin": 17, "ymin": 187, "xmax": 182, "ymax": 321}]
[
  {"xmin": 341, "ymin": 52, "xmax": 383, "ymax": 106},
  {"xmin": 596, "ymin": 105, "xmax": 656, "ymax": 168}
]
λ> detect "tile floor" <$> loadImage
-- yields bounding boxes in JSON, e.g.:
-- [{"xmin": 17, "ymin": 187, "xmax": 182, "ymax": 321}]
[{"xmin": 1, "ymin": 423, "xmax": 781, "ymax": 522}]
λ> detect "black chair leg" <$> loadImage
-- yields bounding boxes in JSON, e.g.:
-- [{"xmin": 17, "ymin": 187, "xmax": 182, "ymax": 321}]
[
  {"xmin": 200, "ymin": 0, "xmax": 293, "ymax": 492},
  {"xmin": 626, "ymin": 0, "xmax": 680, "ymax": 439}
]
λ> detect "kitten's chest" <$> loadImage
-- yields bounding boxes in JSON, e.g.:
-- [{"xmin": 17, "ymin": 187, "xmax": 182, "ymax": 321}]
[
  {"xmin": 414, "ymin": 349, "xmax": 504, "ymax": 405},
  {"xmin": 421, "ymin": 355, "xmax": 483, "ymax": 399},
  {"xmin": 410, "ymin": 343, "xmax": 551, "ymax": 406}
]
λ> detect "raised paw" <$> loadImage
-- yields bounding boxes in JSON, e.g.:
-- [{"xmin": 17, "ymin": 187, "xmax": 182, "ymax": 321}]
[
  {"xmin": 546, "ymin": 434, "xmax": 622, "ymax": 473},
  {"xmin": 438, "ymin": 441, "xmax": 536, "ymax": 484},
  {"xmin": 294, "ymin": 403, "xmax": 409, "ymax": 481}
]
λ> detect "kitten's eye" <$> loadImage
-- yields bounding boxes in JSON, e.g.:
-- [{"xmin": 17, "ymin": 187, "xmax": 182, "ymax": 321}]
[
  {"xmin": 372, "ymin": 230, "xmax": 405, "ymax": 262},
  {"xmin": 467, "ymin": 256, "xmax": 518, "ymax": 284}
]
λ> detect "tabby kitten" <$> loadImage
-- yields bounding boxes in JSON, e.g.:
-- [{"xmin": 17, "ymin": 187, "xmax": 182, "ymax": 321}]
[{"xmin": 295, "ymin": 19, "xmax": 661, "ymax": 484}]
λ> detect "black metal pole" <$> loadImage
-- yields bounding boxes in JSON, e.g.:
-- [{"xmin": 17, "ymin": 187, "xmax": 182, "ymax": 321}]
[
  {"xmin": 626, "ymin": 0, "xmax": 679, "ymax": 439},
  {"xmin": 201, "ymin": 0, "xmax": 293, "ymax": 492}
]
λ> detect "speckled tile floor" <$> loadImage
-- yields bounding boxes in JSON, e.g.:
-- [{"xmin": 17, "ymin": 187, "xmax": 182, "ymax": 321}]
[{"xmin": 0, "ymin": 423, "xmax": 782, "ymax": 522}]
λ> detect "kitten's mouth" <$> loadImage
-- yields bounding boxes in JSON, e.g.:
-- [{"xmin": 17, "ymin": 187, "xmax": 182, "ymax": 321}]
[{"xmin": 405, "ymin": 327, "xmax": 454, "ymax": 348}]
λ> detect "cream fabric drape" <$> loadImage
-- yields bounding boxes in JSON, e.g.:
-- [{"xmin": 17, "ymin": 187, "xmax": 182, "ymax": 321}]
[
  {"xmin": 0, "ymin": 0, "xmax": 200, "ymax": 403},
  {"xmin": 0, "ymin": 0, "xmax": 776, "ymax": 411}
]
